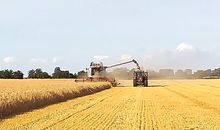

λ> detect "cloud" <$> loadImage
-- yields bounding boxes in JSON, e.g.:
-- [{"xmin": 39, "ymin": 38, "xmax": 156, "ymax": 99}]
[
  {"xmin": 30, "ymin": 58, "xmax": 48, "ymax": 64},
  {"xmin": 93, "ymin": 55, "xmax": 109, "ymax": 61},
  {"xmin": 3, "ymin": 57, "xmax": 14, "ymax": 64},
  {"xmin": 52, "ymin": 57, "xmax": 60, "ymax": 63},
  {"xmin": 176, "ymin": 42, "xmax": 194, "ymax": 52},
  {"xmin": 143, "ymin": 42, "xmax": 214, "ymax": 70},
  {"xmin": 120, "ymin": 54, "xmax": 133, "ymax": 61},
  {"xmin": 52, "ymin": 57, "xmax": 57, "ymax": 63},
  {"xmin": 144, "ymin": 54, "xmax": 153, "ymax": 59}
]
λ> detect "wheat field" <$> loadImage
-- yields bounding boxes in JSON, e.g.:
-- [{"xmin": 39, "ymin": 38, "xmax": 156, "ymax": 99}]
[
  {"xmin": 1, "ymin": 80, "xmax": 220, "ymax": 129},
  {"xmin": 0, "ymin": 79, "xmax": 111, "ymax": 119}
]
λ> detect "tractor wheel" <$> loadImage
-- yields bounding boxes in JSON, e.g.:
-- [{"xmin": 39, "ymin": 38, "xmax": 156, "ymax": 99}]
[
  {"xmin": 133, "ymin": 82, "xmax": 137, "ymax": 87},
  {"xmin": 144, "ymin": 80, "xmax": 148, "ymax": 87}
]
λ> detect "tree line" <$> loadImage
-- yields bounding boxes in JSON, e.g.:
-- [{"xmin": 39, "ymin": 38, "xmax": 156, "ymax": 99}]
[
  {"xmin": 0, "ymin": 67, "xmax": 86, "ymax": 79},
  {"xmin": 0, "ymin": 70, "xmax": 23, "ymax": 79},
  {"xmin": 1, "ymin": 67, "xmax": 220, "ymax": 79},
  {"xmin": 28, "ymin": 67, "xmax": 81, "ymax": 79}
]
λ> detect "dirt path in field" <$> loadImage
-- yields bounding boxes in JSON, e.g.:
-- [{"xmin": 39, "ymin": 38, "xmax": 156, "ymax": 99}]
[{"xmin": 1, "ymin": 80, "xmax": 220, "ymax": 130}]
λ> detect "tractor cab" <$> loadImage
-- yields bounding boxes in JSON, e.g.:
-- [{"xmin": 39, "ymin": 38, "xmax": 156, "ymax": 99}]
[{"xmin": 133, "ymin": 70, "xmax": 148, "ymax": 87}]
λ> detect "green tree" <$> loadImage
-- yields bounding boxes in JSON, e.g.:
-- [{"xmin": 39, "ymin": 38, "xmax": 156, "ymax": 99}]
[
  {"xmin": 77, "ymin": 70, "xmax": 87, "ymax": 78},
  {"xmin": 28, "ymin": 69, "xmax": 36, "ymax": 78},
  {"xmin": 52, "ymin": 67, "xmax": 61, "ymax": 78},
  {"xmin": 35, "ymin": 68, "xmax": 43, "ymax": 78},
  {"xmin": 13, "ymin": 70, "xmax": 24, "ymax": 79}
]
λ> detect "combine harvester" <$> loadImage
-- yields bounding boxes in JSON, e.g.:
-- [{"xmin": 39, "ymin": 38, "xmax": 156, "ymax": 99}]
[{"xmin": 75, "ymin": 59, "xmax": 148, "ymax": 87}]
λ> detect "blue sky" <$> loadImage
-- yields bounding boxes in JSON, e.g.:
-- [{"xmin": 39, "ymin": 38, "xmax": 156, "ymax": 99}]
[{"xmin": 0, "ymin": 0, "xmax": 220, "ymax": 74}]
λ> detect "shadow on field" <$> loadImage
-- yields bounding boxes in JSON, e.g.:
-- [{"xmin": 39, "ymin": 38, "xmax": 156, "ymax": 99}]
[
  {"xmin": 148, "ymin": 85, "xmax": 166, "ymax": 87},
  {"xmin": 115, "ymin": 85, "xmax": 166, "ymax": 87}
]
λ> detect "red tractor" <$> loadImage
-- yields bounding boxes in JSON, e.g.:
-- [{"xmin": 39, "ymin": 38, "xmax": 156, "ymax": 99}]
[{"xmin": 133, "ymin": 70, "xmax": 148, "ymax": 87}]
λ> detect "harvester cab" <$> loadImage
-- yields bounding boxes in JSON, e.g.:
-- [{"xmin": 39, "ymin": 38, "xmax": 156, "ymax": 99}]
[{"xmin": 88, "ymin": 62, "xmax": 107, "ymax": 77}]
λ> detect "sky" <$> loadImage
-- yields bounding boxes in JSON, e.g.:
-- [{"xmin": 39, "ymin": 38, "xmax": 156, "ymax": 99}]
[{"xmin": 0, "ymin": 0, "xmax": 220, "ymax": 75}]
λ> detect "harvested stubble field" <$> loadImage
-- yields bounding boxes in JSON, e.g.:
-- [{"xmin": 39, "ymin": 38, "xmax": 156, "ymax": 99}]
[
  {"xmin": 1, "ymin": 79, "xmax": 220, "ymax": 130},
  {"xmin": 0, "ymin": 79, "xmax": 111, "ymax": 119}
]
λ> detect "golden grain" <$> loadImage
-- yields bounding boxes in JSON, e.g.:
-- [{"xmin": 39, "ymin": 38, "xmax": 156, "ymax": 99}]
[
  {"xmin": 0, "ymin": 79, "xmax": 111, "ymax": 119},
  {"xmin": 1, "ymin": 80, "xmax": 220, "ymax": 130}
]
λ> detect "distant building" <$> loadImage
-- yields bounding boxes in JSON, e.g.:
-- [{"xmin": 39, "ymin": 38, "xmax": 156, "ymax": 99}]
[
  {"xmin": 175, "ymin": 69, "xmax": 184, "ymax": 77},
  {"xmin": 185, "ymin": 69, "xmax": 192, "ymax": 75},
  {"xmin": 194, "ymin": 70, "xmax": 211, "ymax": 79},
  {"xmin": 159, "ymin": 69, "xmax": 174, "ymax": 78}
]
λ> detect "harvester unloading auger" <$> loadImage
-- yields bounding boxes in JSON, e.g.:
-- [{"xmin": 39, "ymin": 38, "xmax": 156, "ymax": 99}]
[{"xmin": 75, "ymin": 59, "xmax": 148, "ymax": 87}]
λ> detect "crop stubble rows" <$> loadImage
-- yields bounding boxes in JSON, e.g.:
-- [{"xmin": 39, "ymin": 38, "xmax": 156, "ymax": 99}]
[{"xmin": 1, "ymin": 80, "xmax": 220, "ymax": 129}]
